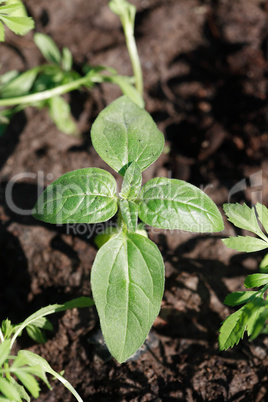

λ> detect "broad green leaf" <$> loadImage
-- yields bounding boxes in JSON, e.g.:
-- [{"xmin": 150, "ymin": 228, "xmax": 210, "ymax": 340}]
[
  {"xmin": 26, "ymin": 325, "xmax": 47, "ymax": 343},
  {"xmin": 223, "ymin": 203, "xmax": 263, "ymax": 237},
  {"xmin": 0, "ymin": 378, "xmax": 21, "ymax": 401},
  {"xmin": 91, "ymin": 232, "xmax": 165, "ymax": 363},
  {"xmin": 119, "ymin": 199, "xmax": 138, "ymax": 232},
  {"xmin": 120, "ymin": 162, "xmax": 141, "ymax": 200},
  {"xmin": 0, "ymin": 339, "xmax": 11, "ymax": 366},
  {"xmin": 62, "ymin": 47, "xmax": 73, "ymax": 71},
  {"xmin": 48, "ymin": 96, "xmax": 78, "ymax": 136},
  {"xmin": 139, "ymin": 177, "xmax": 224, "ymax": 232},
  {"xmin": 15, "ymin": 372, "xmax": 40, "ymax": 398},
  {"xmin": 11, "ymin": 297, "xmax": 93, "ymax": 347},
  {"xmin": 0, "ymin": 68, "xmax": 39, "ymax": 98},
  {"xmin": 34, "ymin": 33, "xmax": 61, "ymax": 65},
  {"xmin": 256, "ymin": 203, "xmax": 268, "ymax": 235},
  {"xmin": 222, "ymin": 236, "xmax": 268, "ymax": 252},
  {"xmin": 0, "ymin": 15, "xmax": 34, "ymax": 36},
  {"xmin": 91, "ymin": 96, "xmax": 164, "ymax": 175},
  {"xmin": 244, "ymin": 273, "xmax": 268, "ymax": 288},
  {"xmin": 260, "ymin": 253, "xmax": 268, "ymax": 272},
  {"xmin": 32, "ymin": 168, "xmax": 118, "ymax": 224},
  {"xmin": 224, "ymin": 291, "xmax": 258, "ymax": 306},
  {"xmin": 219, "ymin": 302, "xmax": 255, "ymax": 350}
]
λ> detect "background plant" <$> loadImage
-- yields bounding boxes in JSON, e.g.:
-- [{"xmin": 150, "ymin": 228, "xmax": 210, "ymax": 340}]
[
  {"xmin": 219, "ymin": 203, "xmax": 268, "ymax": 350},
  {"xmin": 0, "ymin": 297, "xmax": 93, "ymax": 401}
]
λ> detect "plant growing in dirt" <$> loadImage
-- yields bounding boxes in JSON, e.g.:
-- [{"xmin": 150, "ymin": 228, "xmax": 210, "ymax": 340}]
[
  {"xmin": 0, "ymin": 0, "xmax": 144, "ymax": 136},
  {"xmin": 0, "ymin": 297, "xmax": 93, "ymax": 401},
  {"xmin": 219, "ymin": 203, "xmax": 268, "ymax": 350},
  {"xmin": 33, "ymin": 94, "xmax": 224, "ymax": 363}
]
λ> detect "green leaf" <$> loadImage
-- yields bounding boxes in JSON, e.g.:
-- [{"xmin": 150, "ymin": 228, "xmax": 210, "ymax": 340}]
[
  {"xmin": 91, "ymin": 232, "xmax": 165, "ymax": 363},
  {"xmin": 222, "ymin": 236, "xmax": 268, "ymax": 252},
  {"xmin": 1, "ymin": 319, "xmax": 14, "ymax": 339},
  {"xmin": 0, "ymin": 15, "xmax": 34, "ymax": 36},
  {"xmin": 0, "ymin": 377, "xmax": 21, "ymax": 401},
  {"xmin": 246, "ymin": 298, "xmax": 266, "ymax": 336},
  {"xmin": 91, "ymin": 96, "xmax": 164, "ymax": 175},
  {"xmin": 119, "ymin": 199, "xmax": 138, "ymax": 232},
  {"xmin": 244, "ymin": 273, "xmax": 268, "ymax": 288},
  {"xmin": 260, "ymin": 253, "xmax": 268, "ymax": 272},
  {"xmin": 9, "ymin": 377, "xmax": 30, "ymax": 402},
  {"xmin": 26, "ymin": 325, "xmax": 47, "ymax": 344},
  {"xmin": 34, "ymin": 33, "xmax": 61, "ymax": 65},
  {"xmin": 62, "ymin": 47, "xmax": 73, "ymax": 71},
  {"xmin": 223, "ymin": 203, "xmax": 264, "ymax": 237},
  {"xmin": 256, "ymin": 203, "xmax": 268, "ymax": 235},
  {"xmin": 15, "ymin": 372, "xmax": 40, "ymax": 398},
  {"xmin": 249, "ymin": 308, "xmax": 268, "ymax": 341},
  {"xmin": 32, "ymin": 168, "xmax": 118, "ymax": 224},
  {"xmin": 0, "ymin": 21, "xmax": 4, "ymax": 40},
  {"xmin": 224, "ymin": 291, "xmax": 258, "ymax": 306},
  {"xmin": 108, "ymin": 76, "xmax": 144, "ymax": 108},
  {"xmin": 27, "ymin": 317, "xmax": 53, "ymax": 331},
  {"xmin": 48, "ymin": 95, "xmax": 78, "ymax": 136},
  {"xmin": 120, "ymin": 162, "xmax": 141, "ymax": 200},
  {"xmin": 94, "ymin": 226, "xmax": 122, "ymax": 249},
  {"xmin": 219, "ymin": 302, "xmax": 253, "ymax": 350},
  {"xmin": 0, "ymin": 68, "xmax": 39, "ymax": 98},
  {"xmin": 0, "ymin": 4, "xmax": 22, "ymax": 14},
  {"xmin": 11, "ymin": 297, "xmax": 93, "ymax": 347},
  {"xmin": 138, "ymin": 177, "xmax": 224, "ymax": 232},
  {"xmin": 0, "ymin": 339, "xmax": 11, "ymax": 366}
]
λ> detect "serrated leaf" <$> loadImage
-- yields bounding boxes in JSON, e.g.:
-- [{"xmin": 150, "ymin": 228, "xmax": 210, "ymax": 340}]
[
  {"xmin": 0, "ymin": 377, "xmax": 21, "ymax": 401},
  {"xmin": 26, "ymin": 325, "xmax": 47, "ymax": 343},
  {"xmin": 219, "ymin": 302, "xmax": 254, "ymax": 350},
  {"xmin": 222, "ymin": 236, "xmax": 268, "ymax": 252},
  {"xmin": 91, "ymin": 96, "xmax": 164, "ymax": 175},
  {"xmin": 119, "ymin": 199, "xmax": 138, "ymax": 232},
  {"xmin": 91, "ymin": 232, "xmax": 165, "ymax": 363},
  {"xmin": 34, "ymin": 33, "xmax": 61, "ymax": 65},
  {"xmin": 223, "ymin": 203, "xmax": 263, "ymax": 237},
  {"xmin": 32, "ymin": 168, "xmax": 118, "ymax": 224},
  {"xmin": 0, "ymin": 68, "xmax": 39, "ymax": 98},
  {"xmin": 4, "ymin": 0, "xmax": 28, "ymax": 17},
  {"xmin": 48, "ymin": 96, "xmax": 78, "ymax": 136},
  {"xmin": 12, "ymin": 297, "xmax": 93, "ymax": 346},
  {"xmin": 246, "ymin": 298, "xmax": 266, "ymax": 335},
  {"xmin": 62, "ymin": 47, "xmax": 73, "ymax": 71},
  {"xmin": 15, "ymin": 372, "xmax": 40, "ymax": 398},
  {"xmin": 1, "ymin": 319, "xmax": 14, "ymax": 338},
  {"xmin": 0, "ymin": 339, "xmax": 11, "ymax": 366},
  {"xmin": 256, "ymin": 203, "xmax": 268, "ymax": 235},
  {"xmin": 9, "ymin": 377, "xmax": 30, "ymax": 402},
  {"xmin": 224, "ymin": 291, "xmax": 258, "ymax": 306},
  {"xmin": 120, "ymin": 162, "xmax": 141, "ymax": 200},
  {"xmin": 138, "ymin": 177, "xmax": 224, "ymax": 232},
  {"xmin": 244, "ymin": 273, "xmax": 268, "ymax": 288},
  {"xmin": 0, "ymin": 15, "xmax": 34, "ymax": 35}
]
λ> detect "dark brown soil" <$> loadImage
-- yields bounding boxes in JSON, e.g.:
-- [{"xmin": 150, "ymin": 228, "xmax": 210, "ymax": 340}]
[{"xmin": 1, "ymin": 0, "xmax": 268, "ymax": 400}]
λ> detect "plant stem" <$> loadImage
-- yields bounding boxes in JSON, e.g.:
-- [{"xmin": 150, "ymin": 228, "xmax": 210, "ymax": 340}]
[
  {"xmin": 0, "ymin": 328, "xmax": 4, "ymax": 343},
  {"xmin": 0, "ymin": 76, "xmax": 90, "ymax": 107},
  {"xmin": 122, "ymin": 18, "xmax": 143, "ymax": 96}
]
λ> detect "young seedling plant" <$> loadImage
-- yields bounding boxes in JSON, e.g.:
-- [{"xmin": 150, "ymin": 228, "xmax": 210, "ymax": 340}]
[
  {"xmin": 0, "ymin": 297, "xmax": 93, "ymax": 401},
  {"xmin": 33, "ymin": 95, "xmax": 224, "ymax": 363},
  {"xmin": 219, "ymin": 203, "xmax": 268, "ymax": 350}
]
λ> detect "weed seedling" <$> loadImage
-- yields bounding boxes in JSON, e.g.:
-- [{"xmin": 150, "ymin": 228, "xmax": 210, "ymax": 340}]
[
  {"xmin": 33, "ymin": 95, "xmax": 224, "ymax": 363},
  {"xmin": 219, "ymin": 203, "xmax": 268, "ymax": 350}
]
